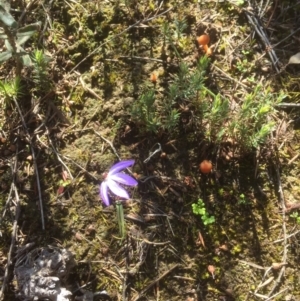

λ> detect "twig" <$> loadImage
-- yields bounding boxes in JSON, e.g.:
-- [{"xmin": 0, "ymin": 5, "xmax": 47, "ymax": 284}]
[
  {"xmin": 272, "ymin": 28, "xmax": 300, "ymax": 48},
  {"xmin": 244, "ymin": 8, "xmax": 280, "ymax": 73},
  {"xmin": 93, "ymin": 130, "xmax": 136, "ymax": 176},
  {"xmin": 69, "ymin": 19, "xmax": 142, "ymax": 72},
  {"xmin": 13, "ymin": 97, "xmax": 45, "ymax": 230},
  {"xmin": 79, "ymin": 74, "xmax": 102, "ymax": 100},
  {"xmin": 264, "ymin": 287, "xmax": 289, "ymax": 301},
  {"xmin": 93, "ymin": 130, "xmax": 121, "ymax": 161},
  {"xmin": 18, "ymin": 0, "xmax": 38, "ymax": 24},
  {"xmin": 288, "ymin": 154, "xmax": 299, "ymax": 165},
  {"xmin": 132, "ymin": 264, "xmax": 179, "ymax": 301},
  {"xmin": 238, "ymin": 260, "xmax": 266, "ymax": 270},
  {"xmin": 253, "ymin": 292, "xmax": 268, "ymax": 299},
  {"xmin": 0, "ymin": 20, "xmax": 22, "ymax": 76},
  {"xmin": 118, "ymin": 56, "xmax": 163, "ymax": 63},
  {"xmin": 276, "ymin": 103, "xmax": 300, "ymax": 108},
  {"xmin": 272, "ymin": 229, "xmax": 300, "ymax": 243},
  {"xmin": 45, "ymin": 129, "xmax": 74, "ymax": 180},
  {"xmin": 62, "ymin": 155, "xmax": 98, "ymax": 180},
  {"xmin": 257, "ymin": 0, "xmax": 271, "ymax": 18},
  {"xmin": 143, "ymin": 143, "xmax": 162, "ymax": 163},
  {"xmin": 134, "ymin": 237, "xmax": 170, "ymax": 245},
  {"xmin": 173, "ymin": 275, "xmax": 195, "ymax": 281},
  {"xmin": 212, "ymin": 64, "xmax": 249, "ymax": 90}
]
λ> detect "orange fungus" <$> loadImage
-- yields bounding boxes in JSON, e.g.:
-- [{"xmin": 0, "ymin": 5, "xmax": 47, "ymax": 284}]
[
  {"xmin": 199, "ymin": 160, "xmax": 212, "ymax": 174},
  {"xmin": 150, "ymin": 72, "xmax": 158, "ymax": 83},
  {"xmin": 197, "ymin": 34, "xmax": 210, "ymax": 46}
]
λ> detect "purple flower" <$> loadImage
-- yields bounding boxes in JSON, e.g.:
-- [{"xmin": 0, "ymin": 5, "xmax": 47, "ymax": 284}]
[{"xmin": 100, "ymin": 160, "xmax": 138, "ymax": 206}]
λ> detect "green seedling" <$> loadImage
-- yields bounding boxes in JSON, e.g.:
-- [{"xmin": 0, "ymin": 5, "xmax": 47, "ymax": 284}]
[
  {"xmin": 0, "ymin": 77, "xmax": 23, "ymax": 105},
  {"xmin": 290, "ymin": 212, "xmax": 300, "ymax": 225},
  {"xmin": 228, "ymin": 85, "xmax": 285, "ymax": 150},
  {"xmin": 192, "ymin": 198, "xmax": 215, "ymax": 226},
  {"xmin": 131, "ymin": 89, "xmax": 161, "ymax": 133},
  {"xmin": 31, "ymin": 49, "xmax": 52, "ymax": 93},
  {"xmin": 131, "ymin": 57, "xmax": 209, "ymax": 134},
  {"xmin": 237, "ymin": 193, "xmax": 249, "ymax": 205}
]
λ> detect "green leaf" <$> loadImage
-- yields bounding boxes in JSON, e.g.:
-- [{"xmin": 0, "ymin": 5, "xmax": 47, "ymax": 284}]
[
  {"xmin": 0, "ymin": 0, "xmax": 11, "ymax": 11},
  {"xmin": 14, "ymin": 45, "xmax": 27, "ymax": 55},
  {"xmin": 259, "ymin": 105, "xmax": 271, "ymax": 114},
  {"xmin": 5, "ymin": 40, "xmax": 27, "ymax": 55},
  {"xmin": 21, "ymin": 54, "xmax": 32, "ymax": 66},
  {"xmin": 16, "ymin": 22, "xmax": 41, "ymax": 45},
  {"xmin": 0, "ymin": 4, "xmax": 17, "ymax": 28},
  {"xmin": 0, "ymin": 50, "xmax": 12, "ymax": 62},
  {"xmin": 4, "ymin": 39, "xmax": 12, "ymax": 51}
]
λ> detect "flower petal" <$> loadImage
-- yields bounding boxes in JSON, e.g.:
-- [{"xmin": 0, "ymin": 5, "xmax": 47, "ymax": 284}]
[
  {"xmin": 110, "ymin": 173, "xmax": 138, "ymax": 186},
  {"xmin": 100, "ymin": 181, "xmax": 110, "ymax": 206},
  {"xmin": 107, "ymin": 179, "xmax": 130, "ymax": 199},
  {"xmin": 108, "ymin": 160, "xmax": 135, "ymax": 176}
]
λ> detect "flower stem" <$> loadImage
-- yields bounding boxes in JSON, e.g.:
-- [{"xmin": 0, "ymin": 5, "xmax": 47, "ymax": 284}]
[{"xmin": 116, "ymin": 201, "xmax": 126, "ymax": 239}]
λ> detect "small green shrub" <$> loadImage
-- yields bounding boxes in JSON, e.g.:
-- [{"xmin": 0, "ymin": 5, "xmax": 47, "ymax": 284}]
[
  {"xmin": 130, "ymin": 19, "xmax": 285, "ymax": 151},
  {"xmin": 0, "ymin": 77, "xmax": 23, "ymax": 106},
  {"xmin": 162, "ymin": 18, "xmax": 189, "ymax": 57},
  {"xmin": 227, "ymin": 86, "xmax": 285, "ymax": 149},
  {"xmin": 130, "ymin": 57, "xmax": 209, "ymax": 134},
  {"xmin": 31, "ymin": 50, "xmax": 52, "ymax": 93},
  {"xmin": 130, "ymin": 89, "xmax": 161, "ymax": 133}
]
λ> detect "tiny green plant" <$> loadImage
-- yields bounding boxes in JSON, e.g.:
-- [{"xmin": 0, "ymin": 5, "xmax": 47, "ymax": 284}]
[
  {"xmin": 290, "ymin": 212, "xmax": 300, "ymax": 225},
  {"xmin": 173, "ymin": 18, "xmax": 188, "ymax": 41},
  {"xmin": 0, "ymin": 77, "xmax": 23, "ymax": 106},
  {"xmin": 162, "ymin": 21, "xmax": 181, "ymax": 59},
  {"xmin": 130, "ymin": 57, "xmax": 209, "ymax": 134},
  {"xmin": 169, "ymin": 57, "xmax": 209, "ymax": 100},
  {"xmin": 130, "ymin": 87, "xmax": 181, "ymax": 134},
  {"xmin": 237, "ymin": 193, "xmax": 249, "ymax": 205},
  {"xmin": 31, "ymin": 50, "xmax": 52, "ymax": 93},
  {"xmin": 227, "ymin": 85, "xmax": 285, "ymax": 150},
  {"xmin": 203, "ymin": 93, "xmax": 229, "ymax": 142},
  {"xmin": 192, "ymin": 198, "xmax": 215, "ymax": 226},
  {"xmin": 131, "ymin": 89, "xmax": 161, "ymax": 133},
  {"xmin": 202, "ymin": 85, "xmax": 285, "ymax": 150}
]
